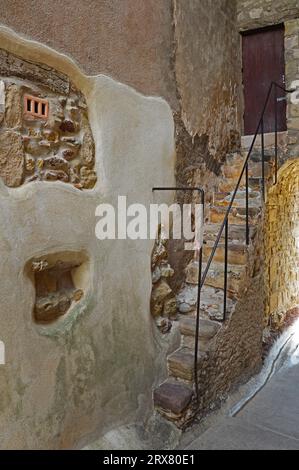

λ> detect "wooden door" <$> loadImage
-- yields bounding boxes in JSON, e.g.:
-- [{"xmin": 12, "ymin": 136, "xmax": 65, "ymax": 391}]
[{"xmin": 242, "ymin": 24, "xmax": 286, "ymax": 135}]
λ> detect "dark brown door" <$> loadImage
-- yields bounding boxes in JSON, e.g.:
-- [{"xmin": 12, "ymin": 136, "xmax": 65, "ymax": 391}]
[{"xmin": 242, "ymin": 24, "xmax": 286, "ymax": 135}]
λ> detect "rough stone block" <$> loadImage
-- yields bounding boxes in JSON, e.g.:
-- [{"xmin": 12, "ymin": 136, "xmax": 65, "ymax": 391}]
[
  {"xmin": 0, "ymin": 80, "xmax": 4, "ymax": 124},
  {"xmin": 0, "ymin": 129, "xmax": 24, "ymax": 187},
  {"xmin": 5, "ymin": 83, "xmax": 22, "ymax": 128},
  {"xmin": 153, "ymin": 381, "xmax": 193, "ymax": 415},
  {"xmin": 167, "ymin": 348, "xmax": 195, "ymax": 381}
]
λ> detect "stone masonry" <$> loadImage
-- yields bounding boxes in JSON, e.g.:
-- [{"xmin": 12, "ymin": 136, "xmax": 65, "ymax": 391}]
[
  {"xmin": 153, "ymin": 152, "xmax": 265, "ymax": 427},
  {"xmin": 237, "ymin": 0, "xmax": 299, "ymax": 31},
  {"xmin": 237, "ymin": 1, "xmax": 299, "ymax": 327},
  {"xmin": 0, "ymin": 48, "xmax": 96, "ymax": 189},
  {"xmin": 285, "ymin": 18, "xmax": 299, "ymax": 158},
  {"xmin": 264, "ymin": 160, "xmax": 299, "ymax": 326}
]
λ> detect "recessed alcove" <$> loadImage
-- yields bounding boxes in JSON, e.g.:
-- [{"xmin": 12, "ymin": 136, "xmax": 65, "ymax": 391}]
[{"xmin": 25, "ymin": 251, "xmax": 89, "ymax": 324}]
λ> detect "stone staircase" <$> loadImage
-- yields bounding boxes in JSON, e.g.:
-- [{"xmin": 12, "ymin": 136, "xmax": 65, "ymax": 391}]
[{"xmin": 153, "ymin": 151, "xmax": 270, "ymax": 426}]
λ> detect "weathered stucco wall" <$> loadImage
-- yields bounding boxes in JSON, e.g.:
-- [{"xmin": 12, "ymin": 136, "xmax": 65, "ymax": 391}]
[
  {"xmin": 0, "ymin": 3, "xmax": 243, "ymax": 298},
  {"xmin": 174, "ymin": 0, "xmax": 242, "ymax": 171},
  {"xmin": 0, "ymin": 0, "xmax": 178, "ymax": 107},
  {"xmin": 171, "ymin": 0, "xmax": 243, "ymax": 291},
  {"xmin": 0, "ymin": 27, "xmax": 177, "ymax": 449},
  {"xmin": 0, "ymin": 0, "xmax": 242, "ymax": 170},
  {"xmin": 0, "ymin": 1, "xmax": 249, "ymax": 442}
]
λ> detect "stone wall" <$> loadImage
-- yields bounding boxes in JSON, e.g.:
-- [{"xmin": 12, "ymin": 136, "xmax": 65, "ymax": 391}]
[
  {"xmin": 285, "ymin": 19, "xmax": 299, "ymax": 159},
  {"xmin": 264, "ymin": 159, "xmax": 299, "ymax": 326},
  {"xmin": 174, "ymin": 0, "xmax": 242, "ymax": 174},
  {"xmin": 237, "ymin": 0, "xmax": 299, "ymax": 31},
  {"xmin": 0, "ymin": 49, "xmax": 96, "ymax": 189},
  {"xmin": 237, "ymin": 1, "xmax": 299, "ymax": 327}
]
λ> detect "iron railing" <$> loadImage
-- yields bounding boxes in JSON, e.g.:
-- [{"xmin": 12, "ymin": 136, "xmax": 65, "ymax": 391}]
[
  {"xmin": 153, "ymin": 81, "xmax": 294, "ymax": 401},
  {"xmin": 193, "ymin": 81, "xmax": 294, "ymax": 399},
  {"xmin": 200, "ymin": 82, "xmax": 293, "ymax": 323}
]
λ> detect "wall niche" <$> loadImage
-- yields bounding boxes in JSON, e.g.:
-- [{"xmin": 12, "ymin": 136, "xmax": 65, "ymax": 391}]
[
  {"xmin": 26, "ymin": 251, "xmax": 90, "ymax": 324},
  {"xmin": 0, "ymin": 48, "xmax": 97, "ymax": 189}
]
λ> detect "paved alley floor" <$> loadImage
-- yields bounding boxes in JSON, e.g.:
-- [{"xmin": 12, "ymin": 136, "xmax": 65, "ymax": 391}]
[{"xmin": 186, "ymin": 362, "xmax": 299, "ymax": 450}]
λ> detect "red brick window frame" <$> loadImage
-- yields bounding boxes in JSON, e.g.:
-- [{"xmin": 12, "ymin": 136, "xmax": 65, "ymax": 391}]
[{"xmin": 24, "ymin": 95, "xmax": 49, "ymax": 119}]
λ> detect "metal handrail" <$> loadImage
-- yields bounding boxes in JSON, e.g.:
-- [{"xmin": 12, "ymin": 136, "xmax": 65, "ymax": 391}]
[
  {"xmin": 200, "ymin": 81, "xmax": 294, "ymax": 328},
  {"xmin": 153, "ymin": 81, "xmax": 294, "ymax": 403}
]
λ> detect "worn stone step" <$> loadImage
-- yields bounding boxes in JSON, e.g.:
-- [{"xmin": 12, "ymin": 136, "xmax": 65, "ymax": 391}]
[
  {"xmin": 241, "ymin": 149, "xmax": 275, "ymax": 163},
  {"xmin": 182, "ymin": 334, "xmax": 208, "ymax": 351},
  {"xmin": 203, "ymin": 242, "xmax": 247, "ymax": 265},
  {"xmin": 204, "ymin": 223, "xmax": 256, "ymax": 244},
  {"xmin": 203, "ymin": 262, "xmax": 244, "ymax": 296},
  {"xmin": 168, "ymin": 347, "xmax": 200, "ymax": 381},
  {"xmin": 153, "ymin": 380, "xmax": 193, "ymax": 416},
  {"xmin": 180, "ymin": 316, "xmax": 221, "ymax": 339},
  {"xmin": 218, "ymin": 176, "xmax": 263, "ymax": 192},
  {"xmin": 214, "ymin": 188, "xmax": 261, "ymax": 199},
  {"xmin": 224, "ymin": 153, "xmax": 273, "ymax": 175},
  {"xmin": 214, "ymin": 190, "xmax": 261, "ymax": 209},
  {"xmin": 199, "ymin": 285, "xmax": 235, "ymax": 321},
  {"xmin": 180, "ymin": 317, "xmax": 221, "ymax": 351},
  {"xmin": 177, "ymin": 283, "xmax": 235, "ymax": 318},
  {"xmin": 186, "ymin": 260, "xmax": 245, "ymax": 296},
  {"xmin": 209, "ymin": 205, "xmax": 260, "ymax": 225}
]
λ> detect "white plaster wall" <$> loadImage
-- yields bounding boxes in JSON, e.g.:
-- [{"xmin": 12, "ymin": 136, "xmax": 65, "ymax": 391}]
[{"xmin": 0, "ymin": 27, "xmax": 177, "ymax": 449}]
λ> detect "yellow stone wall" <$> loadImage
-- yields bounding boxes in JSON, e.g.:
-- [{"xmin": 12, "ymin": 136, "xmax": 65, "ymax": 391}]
[{"xmin": 264, "ymin": 159, "xmax": 299, "ymax": 326}]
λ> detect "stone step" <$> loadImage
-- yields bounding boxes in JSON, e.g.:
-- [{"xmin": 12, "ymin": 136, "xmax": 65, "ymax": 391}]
[
  {"xmin": 182, "ymin": 334, "xmax": 208, "ymax": 351},
  {"xmin": 203, "ymin": 262, "xmax": 245, "ymax": 296},
  {"xmin": 223, "ymin": 160, "xmax": 271, "ymax": 180},
  {"xmin": 218, "ymin": 176, "xmax": 263, "ymax": 192},
  {"xmin": 168, "ymin": 347, "xmax": 200, "ymax": 381},
  {"xmin": 180, "ymin": 316, "xmax": 221, "ymax": 339},
  {"xmin": 203, "ymin": 242, "xmax": 247, "ymax": 265},
  {"xmin": 214, "ymin": 188, "xmax": 261, "ymax": 199},
  {"xmin": 180, "ymin": 317, "xmax": 220, "ymax": 350},
  {"xmin": 186, "ymin": 260, "xmax": 245, "ymax": 296},
  {"xmin": 241, "ymin": 149, "xmax": 276, "ymax": 163},
  {"xmin": 214, "ymin": 190, "xmax": 261, "ymax": 209},
  {"xmin": 153, "ymin": 380, "xmax": 193, "ymax": 416},
  {"xmin": 209, "ymin": 205, "xmax": 260, "ymax": 225},
  {"xmin": 177, "ymin": 284, "xmax": 235, "ymax": 319},
  {"xmin": 204, "ymin": 223, "xmax": 256, "ymax": 244}
]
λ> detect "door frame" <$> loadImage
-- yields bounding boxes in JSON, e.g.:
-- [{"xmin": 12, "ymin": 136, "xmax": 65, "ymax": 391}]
[{"xmin": 240, "ymin": 23, "xmax": 286, "ymax": 137}]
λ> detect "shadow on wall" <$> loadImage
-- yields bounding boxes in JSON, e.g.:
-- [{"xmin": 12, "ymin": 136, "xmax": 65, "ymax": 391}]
[{"xmin": 264, "ymin": 158, "xmax": 299, "ymax": 327}]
